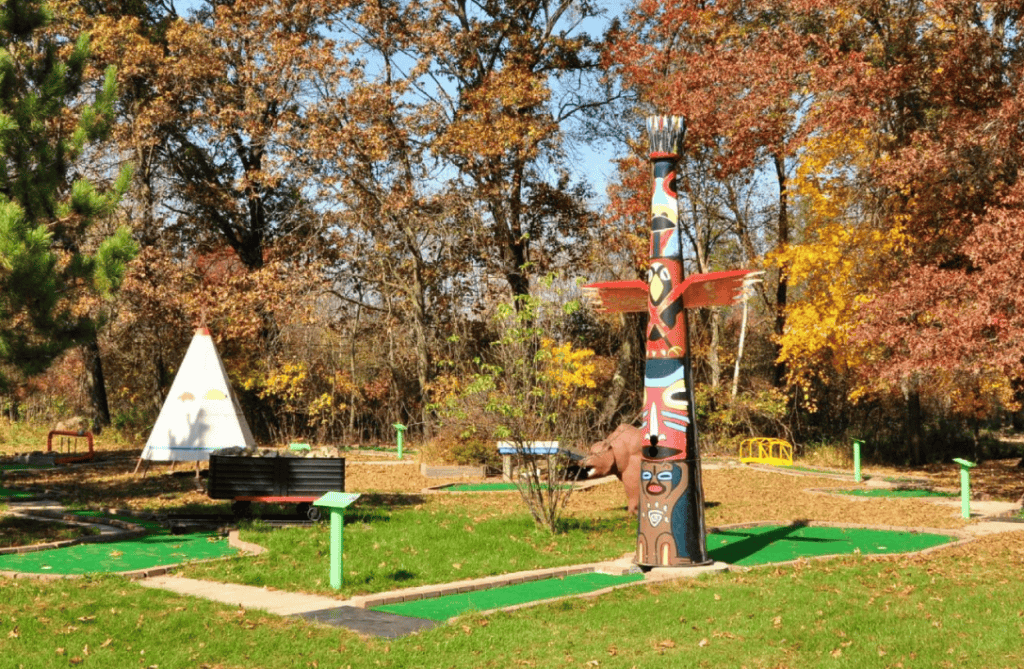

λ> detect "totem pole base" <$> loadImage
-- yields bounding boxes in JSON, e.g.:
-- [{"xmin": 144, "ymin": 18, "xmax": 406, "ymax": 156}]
[{"xmin": 634, "ymin": 457, "xmax": 711, "ymax": 568}]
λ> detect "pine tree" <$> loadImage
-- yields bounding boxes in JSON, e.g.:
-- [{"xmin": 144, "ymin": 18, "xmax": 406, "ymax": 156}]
[{"xmin": 0, "ymin": 0, "xmax": 135, "ymax": 395}]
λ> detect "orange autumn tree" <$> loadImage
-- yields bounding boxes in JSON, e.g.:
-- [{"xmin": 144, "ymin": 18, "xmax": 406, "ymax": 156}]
[
  {"xmin": 606, "ymin": 0, "xmax": 820, "ymax": 388},
  {"xmin": 771, "ymin": 1, "xmax": 1024, "ymax": 456},
  {"xmin": 607, "ymin": 0, "xmax": 1024, "ymax": 458},
  {"xmin": 75, "ymin": 0, "xmax": 619, "ymax": 443}
]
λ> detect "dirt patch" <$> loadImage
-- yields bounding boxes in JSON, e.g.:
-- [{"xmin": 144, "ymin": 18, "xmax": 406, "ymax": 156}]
[
  {"xmin": 567, "ymin": 466, "xmax": 971, "ymax": 530},
  {"xmin": 347, "ymin": 463, "xmax": 481, "ymax": 492},
  {"xmin": 919, "ymin": 458, "xmax": 1024, "ymax": 502},
  {"xmin": 3, "ymin": 455, "xmax": 1014, "ymax": 535}
]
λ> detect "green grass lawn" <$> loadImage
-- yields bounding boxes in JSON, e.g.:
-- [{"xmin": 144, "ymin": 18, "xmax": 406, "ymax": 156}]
[
  {"xmin": 1, "ymin": 534, "xmax": 1021, "ymax": 668},
  {"xmin": 0, "ymin": 432, "xmax": 1016, "ymax": 667},
  {"xmin": 181, "ymin": 493, "xmax": 637, "ymax": 596}
]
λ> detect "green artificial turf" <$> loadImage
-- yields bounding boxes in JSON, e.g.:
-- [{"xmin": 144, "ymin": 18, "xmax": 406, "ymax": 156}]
[
  {"xmin": 706, "ymin": 524, "xmax": 955, "ymax": 566},
  {"xmin": 779, "ymin": 464, "xmax": 850, "ymax": 476},
  {"xmin": 372, "ymin": 524, "xmax": 955, "ymax": 622},
  {"xmin": 0, "ymin": 513, "xmax": 237, "ymax": 574},
  {"xmin": 829, "ymin": 488, "xmax": 956, "ymax": 498},
  {"xmin": 441, "ymin": 482, "xmax": 521, "ymax": 492},
  {"xmin": 0, "ymin": 485, "xmax": 38, "ymax": 500},
  {"xmin": 373, "ymin": 572, "xmax": 645, "ymax": 620},
  {"xmin": 440, "ymin": 482, "xmax": 572, "ymax": 492},
  {"xmin": 0, "ymin": 463, "xmax": 53, "ymax": 471}
]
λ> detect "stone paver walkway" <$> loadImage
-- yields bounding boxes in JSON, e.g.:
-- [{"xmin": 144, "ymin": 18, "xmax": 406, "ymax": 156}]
[{"xmin": 138, "ymin": 575, "xmax": 345, "ymax": 615}]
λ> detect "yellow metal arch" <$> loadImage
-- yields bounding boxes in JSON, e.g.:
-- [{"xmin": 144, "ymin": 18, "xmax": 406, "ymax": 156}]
[{"xmin": 739, "ymin": 438, "xmax": 793, "ymax": 467}]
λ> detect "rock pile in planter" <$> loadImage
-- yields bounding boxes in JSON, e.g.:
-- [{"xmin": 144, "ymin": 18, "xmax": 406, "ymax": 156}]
[{"xmin": 214, "ymin": 446, "xmax": 341, "ymax": 458}]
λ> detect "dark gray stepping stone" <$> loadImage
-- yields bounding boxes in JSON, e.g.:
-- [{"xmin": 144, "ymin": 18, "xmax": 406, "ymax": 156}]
[{"xmin": 294, "ymin": 606, "xmax": 439, "ymax": 638}]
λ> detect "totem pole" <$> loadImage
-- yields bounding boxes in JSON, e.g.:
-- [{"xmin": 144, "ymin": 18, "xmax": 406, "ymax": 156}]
[{"xmin": 584, "ymin": 115, "xmax": 756, "ymax": 568}]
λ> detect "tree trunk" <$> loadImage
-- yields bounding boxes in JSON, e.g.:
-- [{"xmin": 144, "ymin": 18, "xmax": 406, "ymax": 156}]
[
  {"xmin": 907, "ymin": 386, "xmax": 923, "ymax": 465},
  {"xmin": 772, "ymin": 153, "xmax": 789, "ymax": 388},
  {"xmin": 708, "ymin": 309, "xmax": 721, "ymax": 389},
  {"xmin": 407, "ymin": 266, "xmax": 433, "ymax": 443},
  {"xmin": 82, "ymin": 337, "xmax": 110, "ymax": 432},
  {"xmin": 598, "ymin": 315, "xmax": 635, "ymax": 430},
  {"xmin": 731, "ymin": 294, "xmax": 750, "ymax": 399}
]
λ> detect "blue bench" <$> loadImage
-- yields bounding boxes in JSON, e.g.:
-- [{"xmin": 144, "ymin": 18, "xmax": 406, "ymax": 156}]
[{"xmin": 497, "ymin": 441, "xmax": 585, "ymax": 479}]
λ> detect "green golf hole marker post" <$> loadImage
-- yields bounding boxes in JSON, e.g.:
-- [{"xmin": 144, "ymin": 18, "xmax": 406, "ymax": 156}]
[
  {"xmin": 313, "ymin": 492, "xmax": 361, "ymax": 589},
  {"xmin": 852, "ymin": 438, "xmax": 864, "ymax": 482},
  {"xmin": 952, "ymin": 458, "xmax": 976, "ymax": 519},
  {"xmin": 393, "ymin": 423, "xmax": 406, "ymax": 460}
]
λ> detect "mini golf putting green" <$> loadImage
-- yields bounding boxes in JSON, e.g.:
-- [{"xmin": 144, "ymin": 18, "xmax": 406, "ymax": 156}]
[
  {"xmin": 706, "ymin": 524, "xmax": 956, "ymax": 566},
  {"xmin": 779, "ymin": 465, "xmax": 852, "ymax": 476},
  {"xmin": 0, "ymin": 485, "xmax": 40, "ymax": 500},
  {"xmin": 0, "ymin": 463, "xmax": 54, "ymax": 471},
  {"xmin": 0, "ymin": 513, "xmax": 238, "ymax": 575},
  {"xmin": 372, "ymin": 572, "xmax": 646, "ymax": 621},
  {"xmin": 372, "ymin": 524, "xmax": 956, "ymax": 621},
  {"xmin": 438, "ymin": 482, "xmax": 573, "ymax": 492},
  {"xmin": 829, "ymin": 488, "xmax": 956, "ymax": 499}
]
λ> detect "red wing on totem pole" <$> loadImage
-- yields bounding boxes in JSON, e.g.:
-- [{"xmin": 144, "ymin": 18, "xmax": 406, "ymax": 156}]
[{"xmin": 582, "ymin": 269, "xmax": 755, "ymax": 314}]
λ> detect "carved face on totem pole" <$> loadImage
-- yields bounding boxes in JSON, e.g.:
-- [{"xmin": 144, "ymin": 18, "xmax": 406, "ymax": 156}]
[{"xmin": 637, "ymin": 462, "xmax": 691, "ymax": 566}]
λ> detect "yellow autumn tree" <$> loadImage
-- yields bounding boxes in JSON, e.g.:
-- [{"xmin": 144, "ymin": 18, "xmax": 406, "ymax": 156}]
[
  {"xmin": 536, "ymin": 337, "xmax": 599, "ymax": 410},
  {"xmin": 770, "ymin": 126, "xmax": 909, "ymax": 407}
]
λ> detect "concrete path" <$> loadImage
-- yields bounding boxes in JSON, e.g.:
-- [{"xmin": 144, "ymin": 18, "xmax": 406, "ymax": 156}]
[
  {"xmin": 138, "ymin": 575, "xmax": 345, "ymax": 616},
  {"xmin": 12, "ymin": 512, "xmax": 125, "ymax": 538}
]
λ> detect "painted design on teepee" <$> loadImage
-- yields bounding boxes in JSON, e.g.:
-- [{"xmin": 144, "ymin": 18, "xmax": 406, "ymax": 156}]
[{"xmin": 141, "ymin": 327, "xmax": 256, "ymax": 462}]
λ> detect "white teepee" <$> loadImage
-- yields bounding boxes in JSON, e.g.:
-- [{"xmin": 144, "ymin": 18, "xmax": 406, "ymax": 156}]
[{"xmin": 141, "ymin": 327, "xmax": 256, "ymax": 462}]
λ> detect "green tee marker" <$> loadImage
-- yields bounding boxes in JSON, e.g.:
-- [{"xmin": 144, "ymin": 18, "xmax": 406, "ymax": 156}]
[
  {"xmin": 288, "ymin": 443, "xmax": 310, "ymax": 452},
  {"xmin": 852, "ymin": 438, "xmax": 864, "ymax": 482},
  {"xmin": 313, "ymin": 492, "xmax": 361, "ymax": 589},
  {"xmin": 393, "ymin": 423, "xmax": 407, "ymax": 460},
  {"xmin": 952, "ymin": 458, "xmax": 976, "ymax": 519}
]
